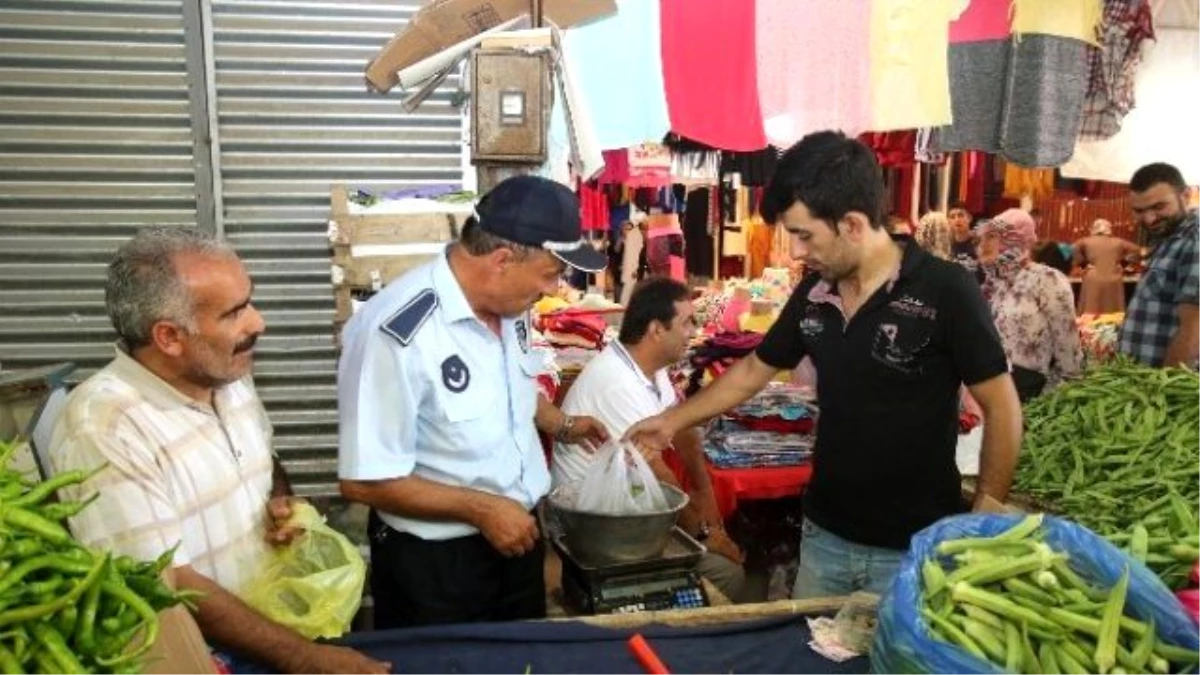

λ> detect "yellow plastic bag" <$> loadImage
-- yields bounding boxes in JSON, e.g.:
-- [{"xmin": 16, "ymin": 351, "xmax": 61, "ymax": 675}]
[{"xmin": 243, "ymin": 502, "xmax": 365, "ymax": 640}]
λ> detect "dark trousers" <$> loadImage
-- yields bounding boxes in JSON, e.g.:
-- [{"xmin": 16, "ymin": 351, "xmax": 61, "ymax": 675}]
[{"xmin": 368, "ymin": 510, "xmax": 546, "ymax": 629}]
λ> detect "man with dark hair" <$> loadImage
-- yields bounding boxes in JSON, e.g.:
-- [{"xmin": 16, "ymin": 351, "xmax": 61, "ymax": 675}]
[
  {"xmin": 628, "ymin": 131, "xmax": 1023, "ymax": 598},
  {"xmin": 1120, "ymin": 162, "xmax": 1199, "ymax": 367},
  {"xmin": 947, "ymin": 201, "xmax": 981, "ymax": 278},
  {"xmin": 338, "ymin": 175, "xmax": 610, "ymax": 628},
  {"xmin": 554, "ymin": 277, "xmax": 746, "ymax": 601}
]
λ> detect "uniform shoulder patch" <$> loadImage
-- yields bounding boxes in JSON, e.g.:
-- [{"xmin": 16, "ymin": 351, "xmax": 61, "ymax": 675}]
[{"xmin": 380, "ymin": 289, "xmax": 438, "ymax": 347}]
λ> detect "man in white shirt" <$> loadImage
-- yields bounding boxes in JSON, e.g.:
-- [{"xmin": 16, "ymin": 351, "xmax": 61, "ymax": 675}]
[
  {"xmin": 51, "ymin": 227, "xmax": 387, "ymax": 673},
  {"xmin": 554, "ymin": 277, "xmax": 746, "ymax": 601}
]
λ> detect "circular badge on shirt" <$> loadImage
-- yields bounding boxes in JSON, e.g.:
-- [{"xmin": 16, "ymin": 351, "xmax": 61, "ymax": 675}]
[{"xmin": 441, "ymin": 355, "xmax": 470, "ymax": 393}]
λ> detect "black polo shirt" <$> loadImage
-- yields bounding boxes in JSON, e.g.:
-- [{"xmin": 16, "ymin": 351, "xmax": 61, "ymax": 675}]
[{"xmin": 757, "ymin": 238, "xmax": 1008, "ymax": 549}]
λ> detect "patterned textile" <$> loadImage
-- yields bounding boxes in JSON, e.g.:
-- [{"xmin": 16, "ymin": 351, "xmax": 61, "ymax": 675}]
[
  {"xmin": 980, "ymin": 210, "xmax": 1083, "ymax": 387},
  {"xmin": 984, "ymin": 262, "xmax": 1085, "ymax": 388},
  {"xmin": 1119, "ymin": 211, "xmax": 1200, "ymax": 366},
  {"xmin": 1078, "ymin": 0, "xmax": 1155, "ymax": 141}
]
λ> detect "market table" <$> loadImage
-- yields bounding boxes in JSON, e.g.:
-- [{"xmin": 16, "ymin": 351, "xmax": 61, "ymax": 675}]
[
  {"xmin": 338, "ymin": 598, "xmax": 870, "ymax": 674},
  {"xmin": 662, "ymin": 448, "xmax": 812, "ymax": 521}
]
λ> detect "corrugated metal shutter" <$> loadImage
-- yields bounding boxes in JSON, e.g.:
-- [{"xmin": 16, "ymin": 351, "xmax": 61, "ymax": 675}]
[
  {"xmin": 0, "ymin": 0, "xmax": 199, "ymax": 374},
  {"xmin": 211, "ymin": 0, "xmax": 465, "ymax": 496}
]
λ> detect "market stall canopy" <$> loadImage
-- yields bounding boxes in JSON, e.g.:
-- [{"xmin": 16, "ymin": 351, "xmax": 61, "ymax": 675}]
[{"xmin": 365, "ymin": 0, "xmax": 615, "ymax": 92}]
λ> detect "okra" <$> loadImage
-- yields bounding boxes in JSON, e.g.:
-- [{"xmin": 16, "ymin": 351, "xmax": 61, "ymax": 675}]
[
  {"xmin": 1094, "ymin": 566, "xmax": 1130, "ymax": 673},
  {"xmin": 962, "ymin": 618, "xmax": 1006, "ymax": 663},
  {"xmin": 922, "ymin": 608, "xmax": 987, "ymax": 661},
  {"xmin": 1040, "ymin": 641, "xmax": 1061, "ymax": 674},
  {"xmin": 1003, "ymin": 621, "xmax": 1021, "ymax": 673},
  {"xmin": 1054, "ymin": 643, "xmax": 1089, "ymax": 674},
  {"xmin": 950, "ymin": 582, "xmax": 1060, "ymax": 632}
]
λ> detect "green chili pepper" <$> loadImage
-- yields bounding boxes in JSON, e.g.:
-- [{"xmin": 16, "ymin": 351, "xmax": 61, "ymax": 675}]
[
  {"xmin": 8, "ymin": 464, "xmax": 106, "ymax": 509},
  {"xmin": 1, "ymin": 507, "xmax": 71, "ymax": 545},
  {"xmin": 95, "ymin": 580, "xmax": 159, "ymax": 668},
  {"xmin": 0, "ymin": 552, "xmax": 106, "ymax": 628},
  {"xmin": 31, "ymin": 622, "xmax": 86, "ymax": 674}
]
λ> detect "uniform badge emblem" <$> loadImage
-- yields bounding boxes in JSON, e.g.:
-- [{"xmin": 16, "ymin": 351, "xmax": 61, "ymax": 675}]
[
  {"xmin": 441, "ymin": 355, "xmax": 470, "ymax": 393},
  {"xmin": 515, "ymin": 319, "xmax": 529, "ymax": 353}
]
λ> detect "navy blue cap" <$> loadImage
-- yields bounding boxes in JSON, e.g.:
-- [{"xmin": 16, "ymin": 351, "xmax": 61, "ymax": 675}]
[{"xmin": 474, "ymin": 175, "xmax": 607, "ymax": 273}]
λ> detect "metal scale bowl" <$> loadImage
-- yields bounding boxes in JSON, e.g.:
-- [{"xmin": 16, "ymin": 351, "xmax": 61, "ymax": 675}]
[{"xmin": 547, "ymin": 483, "xmax": 711, "ymax": 614}]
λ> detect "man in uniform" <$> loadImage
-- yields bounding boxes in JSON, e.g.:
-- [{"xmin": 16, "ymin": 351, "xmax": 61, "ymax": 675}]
[
  {"xmin": 338, "ymin": 176, "xmax": 610, "ymax": 628},
  {"xmin": 628, "ymin": 132, "xmax": 1023, "ymax": 599},
  {"xmin": 1120, "ymin": 162, "xmax": 1199, "ymax": 367}
]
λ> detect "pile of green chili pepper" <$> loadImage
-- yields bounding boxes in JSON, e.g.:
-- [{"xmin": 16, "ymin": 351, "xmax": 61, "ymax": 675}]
[
  {"xmin": 1014, "ymin": 359, "xmax": 1200, "ymax": 589},
  {"xmin": 0, "ymin": 437, "xmax": 197, "ymax": 674}
]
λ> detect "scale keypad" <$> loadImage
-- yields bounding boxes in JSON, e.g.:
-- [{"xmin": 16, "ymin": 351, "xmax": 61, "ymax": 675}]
[{"xmin": 673, "ymin": 588, "xmax": 704, "ymax": 608}]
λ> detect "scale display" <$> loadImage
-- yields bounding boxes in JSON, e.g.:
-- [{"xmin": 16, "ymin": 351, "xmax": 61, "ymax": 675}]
[{"xmin": 565, "ymin": 568, "xmax": 709, "ymax": 615}]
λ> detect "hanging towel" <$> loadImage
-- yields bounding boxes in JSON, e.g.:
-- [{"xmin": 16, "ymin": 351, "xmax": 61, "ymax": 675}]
[
  {"xmin": 868, "ymin": 0, "xmax": 969, "ymax": 132},
  {"xmin": 756, "ymin": 0, "xmax": 873, "ymax": 145},
  {"xmin": 661, "ymin": 0, "xmax": 767, "ymax": 151},
  {"xmin": 1011, "ymin": 0, "xmax": 1104, "ymax": 46},
  {"xmin": 561, "ymin": 0, "xmax": 671, "ymax": 151}
]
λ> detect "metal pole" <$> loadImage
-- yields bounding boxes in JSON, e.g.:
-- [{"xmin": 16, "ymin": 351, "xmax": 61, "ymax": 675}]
[{"xmin": 181, "ymin": 0, "xmax": 225, "ymax": 238}]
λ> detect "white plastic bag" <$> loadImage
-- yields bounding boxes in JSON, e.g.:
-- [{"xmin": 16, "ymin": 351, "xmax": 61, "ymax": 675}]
[{"xmin": 574, "ymin": 441, "xmax": 669, "ymax": 514}]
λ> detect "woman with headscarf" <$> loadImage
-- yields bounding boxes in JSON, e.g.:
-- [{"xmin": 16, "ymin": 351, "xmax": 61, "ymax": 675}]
[
  {"xmin": 916, "ymin": 211, "xmax": 953, "ymax": 260},
  {"xmin": 1072, "ymin": 218, "xmax": 1143, "ymax": 315},
  {"xmin": 978, "ymin": 209, "xmax": 1083, "ymax": 401}
]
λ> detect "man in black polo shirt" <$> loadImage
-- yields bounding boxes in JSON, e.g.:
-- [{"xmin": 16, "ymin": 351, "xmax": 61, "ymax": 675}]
[{"xmin": 627, "ymin": 131, "xmax": 1022, "ymax": 598}]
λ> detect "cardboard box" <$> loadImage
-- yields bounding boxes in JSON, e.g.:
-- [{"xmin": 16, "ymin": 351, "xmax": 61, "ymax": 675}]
[
  {"xmin": 143, "ymin": 570, "xmax": 218, "ymax": 674},
  {"xmin": 366, "ymin": 0, "xmax": 615, "ymax": 92}
]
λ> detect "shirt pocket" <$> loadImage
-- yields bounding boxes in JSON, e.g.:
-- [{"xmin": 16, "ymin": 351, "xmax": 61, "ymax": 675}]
[{"xmin": 433, "ymin": 356, "xmax": 497, "ymax": 424}]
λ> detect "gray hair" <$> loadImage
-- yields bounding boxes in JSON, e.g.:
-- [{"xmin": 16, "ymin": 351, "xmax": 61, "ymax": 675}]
[
  {"xmin": 105, "ymin": 227, "xmax": 237, "ymax": 348},
  {"xmin": 457, "ymin": 218, "xmax": 535, "ymax": 259}
]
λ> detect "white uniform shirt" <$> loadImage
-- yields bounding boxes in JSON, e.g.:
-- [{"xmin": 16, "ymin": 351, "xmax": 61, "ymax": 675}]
[
  {"xmin": 553, "ymin": 342, "xmax": 677, "ymax": 486},
  {"xmin": 337, "ymin": 250, "xmax": 549, "ymax": 540}
]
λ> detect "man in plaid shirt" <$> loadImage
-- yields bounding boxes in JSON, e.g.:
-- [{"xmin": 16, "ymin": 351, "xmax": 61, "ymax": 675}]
[{"xmin": 1118, "ymin": 163, "xmax": 1199, "ymax": 367}]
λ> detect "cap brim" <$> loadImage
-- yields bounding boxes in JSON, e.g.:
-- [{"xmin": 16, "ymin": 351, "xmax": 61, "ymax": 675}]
[{"xmin": 550, "ymin": 246, "xmax": 608, "ymax": 273}]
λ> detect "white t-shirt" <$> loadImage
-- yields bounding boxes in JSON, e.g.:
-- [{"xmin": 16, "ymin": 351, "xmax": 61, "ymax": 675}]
[{"xmin": 553, "ymin": 342, "xmax": 678, "ymax": 487}]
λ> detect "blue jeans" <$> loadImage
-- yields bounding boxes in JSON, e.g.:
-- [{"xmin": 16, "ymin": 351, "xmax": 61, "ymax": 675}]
[{"xmin": 791, "ymin": 518, "xmax": 905, "ymax": 599}]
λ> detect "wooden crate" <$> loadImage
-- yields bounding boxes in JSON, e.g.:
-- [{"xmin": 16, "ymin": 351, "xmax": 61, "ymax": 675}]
[{"xmin": 328, "ymin": 185, "xmax": 472, "ymax": 327}]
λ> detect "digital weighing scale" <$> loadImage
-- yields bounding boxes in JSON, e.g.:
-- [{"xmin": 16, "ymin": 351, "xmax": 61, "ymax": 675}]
[{"xmin": 553, "ymin": 527, "xmax": 710, "ymax": 615}]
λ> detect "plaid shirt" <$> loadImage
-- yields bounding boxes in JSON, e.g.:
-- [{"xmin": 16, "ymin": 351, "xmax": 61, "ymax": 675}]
[
  {"xmin": 1078, "ymin": 0, "xmax": 1154, "ymax": 141},
  {"xmin": 49, "ymin": 348, "xmax": 276, "ymax": 595},
  {"xmin": 1118, "ymin": 211, "xmax": 1200, "ymax": 366}
]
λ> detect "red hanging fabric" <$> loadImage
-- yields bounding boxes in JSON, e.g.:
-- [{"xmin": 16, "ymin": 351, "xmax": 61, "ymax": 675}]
[{"xmin": 660, "ymin": 0, "xmax": 767, "ymax": 151}]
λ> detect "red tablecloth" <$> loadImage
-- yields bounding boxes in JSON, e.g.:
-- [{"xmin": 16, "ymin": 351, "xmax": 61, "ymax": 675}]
[{"xmin": 663, "ymin": 449, "xmax": 812, "ymax": 521}]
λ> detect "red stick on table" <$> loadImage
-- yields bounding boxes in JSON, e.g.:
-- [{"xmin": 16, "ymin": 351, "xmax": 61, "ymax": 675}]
[{"xmin": 628, "ymin": 634, "xmax": 671, "ymax": 674}]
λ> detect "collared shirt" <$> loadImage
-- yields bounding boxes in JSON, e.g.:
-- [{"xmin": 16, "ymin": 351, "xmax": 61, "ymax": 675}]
[
  {"xmin": 337, "ymin": 250, "xmax": 549, "ymax": 541},
  {"xmin": 1119, "ymin": 211, "xmax": 1200, "ymax": 366},
  {"xmin": 552, "ymin": 342, "xmax": 677, "ymax": 487},
  {"xmin": 48, "ymin": 348, "xmax": 275, "ymax": 596},
  {"xmin": 755, "ymin": 238, "xmax": 1009, "ymax": 549}
]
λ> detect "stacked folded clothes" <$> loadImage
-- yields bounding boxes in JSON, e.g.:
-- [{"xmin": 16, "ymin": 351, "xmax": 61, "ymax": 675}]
[
  {"xmin": 676, "ymin": 331, "xmax": 764, "ymax": 396},
  {"xmin": 703, "ymin": 384, "xmax": 819, "ymax": 469},
  {"xmin": 538, "ymin": 312, "xmax": 608, "ymax": 350},
  {"xmin": 704, "ymin": 419, "xmax": 814, "ymax": 469}
]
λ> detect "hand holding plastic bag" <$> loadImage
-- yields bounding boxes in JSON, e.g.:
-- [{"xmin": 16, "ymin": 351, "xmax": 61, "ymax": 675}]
[
  {"xmin": 574, "ymin": 441, "xmax": 669, "ymax": 515},
  {"xmin": 243, "ymin": 502, "xmax": 366, "ymax": 640}
]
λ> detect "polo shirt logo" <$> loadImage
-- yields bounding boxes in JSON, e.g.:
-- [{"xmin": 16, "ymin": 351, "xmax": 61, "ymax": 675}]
[
  {"xmin": 888, "ymin": 295, "xmax": 938, "ymax": 321},
  {"xmin": 799, "ymin": 305, "xmax": 825, "ymax": 337},
  {"xmin": 871, "ymin": 322, "xmax": 929, "ymax": 376}
]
